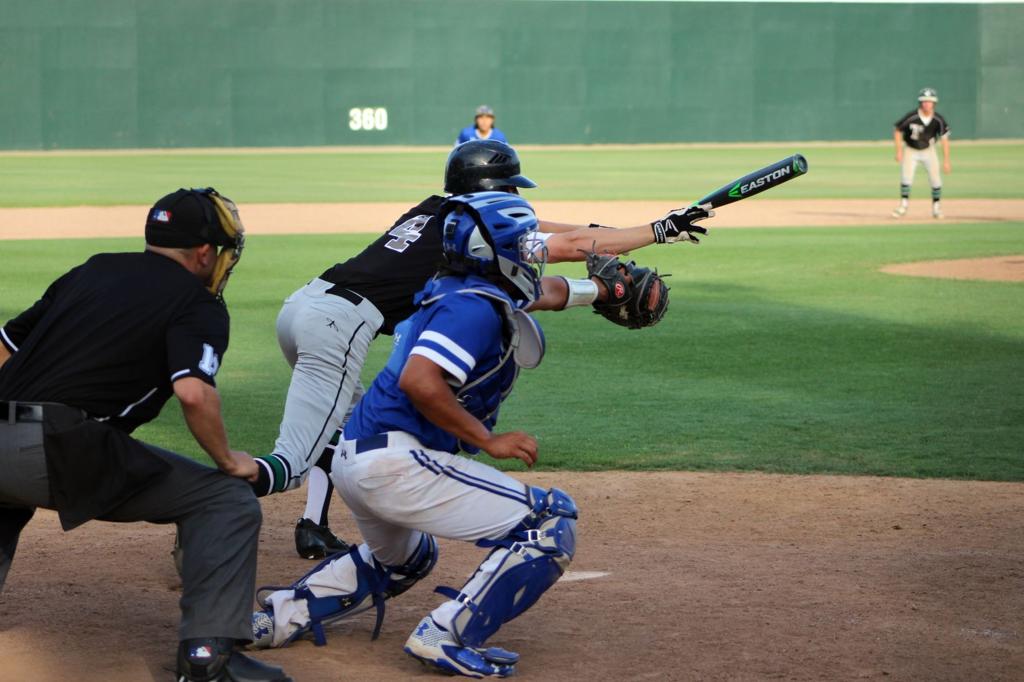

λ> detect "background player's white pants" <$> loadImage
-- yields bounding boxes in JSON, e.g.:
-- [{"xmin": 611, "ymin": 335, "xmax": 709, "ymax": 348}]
[
  {"xmin": 271, "ymin": 278, "xmax": 383, "ymax": 492},
  {"xmin": 263, "ymin": 432, "xmax": 536, "ymax": 645},
  {"xmin": 900, "ymin": 143, "xmax": 942, "ymax": 189}
]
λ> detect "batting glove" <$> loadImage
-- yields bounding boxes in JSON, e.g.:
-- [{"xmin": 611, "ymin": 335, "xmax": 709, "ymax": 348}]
[{"xmin": 651, "ymin": 204, "xmax": 714, "ymax": 244}]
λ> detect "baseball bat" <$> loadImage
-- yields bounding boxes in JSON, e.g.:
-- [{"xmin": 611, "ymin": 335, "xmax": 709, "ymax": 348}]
[{"xmin": 692, "ymin": 154, "xmax": 808, "ymax": 209}]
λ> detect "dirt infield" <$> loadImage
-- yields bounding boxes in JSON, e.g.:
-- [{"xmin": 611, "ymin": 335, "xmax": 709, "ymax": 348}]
[
  {"xmin": 2, "ymin": 199, "xmax": 1023, "ymax": 241},
  {"xmin": 882, "ymin": 256, "xmax": 1024, "ymax": 282},
  {"xmin": 2, "ymin": 200, "xmax": 1022, "ymax": 680},
  {"xmin": 1, "ymin": 471, "xmax": 1021, "ymax": 682}
]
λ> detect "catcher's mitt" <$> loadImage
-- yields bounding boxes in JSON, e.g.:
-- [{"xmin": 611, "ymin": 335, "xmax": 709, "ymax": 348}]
[{"xmin": 585, "ymin": 251, "xmax": 669, "ymax": 329}]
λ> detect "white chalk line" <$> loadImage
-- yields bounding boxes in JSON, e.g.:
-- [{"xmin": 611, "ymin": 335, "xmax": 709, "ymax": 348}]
[{"xmin": 561, "ymin": 571, "xmax": 610, "ymax": 583}]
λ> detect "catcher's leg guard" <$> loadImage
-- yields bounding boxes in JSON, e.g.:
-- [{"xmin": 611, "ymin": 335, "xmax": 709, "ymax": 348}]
[
  {"xmin": 258, "ymin": 534, "xmax": 437, "ymax": 647},
  {"xmin": 435, "ymin": 487, "xmax": 577, "ymax": 648},
  {"xmin": 385, "ymin": 532, "xmax": 440, "ymax": 600}
]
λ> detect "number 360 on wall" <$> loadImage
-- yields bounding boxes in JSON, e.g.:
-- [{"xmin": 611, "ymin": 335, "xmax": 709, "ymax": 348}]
[{"xmin": 349, "ymin": 107, "xmax": 388, "ymax": 131}]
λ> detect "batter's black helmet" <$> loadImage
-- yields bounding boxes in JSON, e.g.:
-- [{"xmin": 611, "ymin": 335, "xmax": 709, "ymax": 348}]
[{"xmin": 444, "ymin": 140, "xmax": 538, "ymax": 195}]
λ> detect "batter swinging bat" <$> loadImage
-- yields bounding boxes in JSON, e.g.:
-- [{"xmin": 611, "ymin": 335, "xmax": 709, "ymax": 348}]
[{"xmin": 693, "ymin": 154, "xmax": 808, "ymax": 209}]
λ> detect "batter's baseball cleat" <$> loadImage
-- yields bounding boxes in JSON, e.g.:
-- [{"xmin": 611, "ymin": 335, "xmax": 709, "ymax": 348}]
[
  {"xmin": 176, "ymin": 637, "xmax": 292, "ymax": 681},
  {"xmin": 294, "ymin": 517, "xmax": 350, "ymax": 560},
  {"xmin": 404, "ymin": 616, "xmax": 518, "ymax": 678},
  {"xmin": 932, "ymin": 203, "xmax": 943, "ymax": 219},
  {"xmin": 891, "ymin": 205, "xmax": 907, "ymax": 218}
]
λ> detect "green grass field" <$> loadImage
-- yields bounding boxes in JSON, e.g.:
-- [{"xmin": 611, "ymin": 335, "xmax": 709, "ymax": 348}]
[
  {"xmin": 1, "ymin": 142, "xmax": 1022, "ymax": 207},
  {"xmin": 2, "ymin": 145, "xmax": 1022, "ymax": 480}
]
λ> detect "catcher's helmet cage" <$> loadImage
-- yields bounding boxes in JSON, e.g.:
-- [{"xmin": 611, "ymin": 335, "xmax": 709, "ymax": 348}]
[
  {"xmin": 440, "ymin": 192, "xmax": 544, "ymax": 303},
  {"xmin": 444, "ymin": 140, "xmax": 537, "ymax": 195}
]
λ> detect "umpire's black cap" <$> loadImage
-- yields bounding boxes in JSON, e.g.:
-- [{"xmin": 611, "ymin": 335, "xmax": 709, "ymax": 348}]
[
  {"xmin": 444, "ymin": 140, "xmax": 537, "ymax": 195},
  {"xmin": 145, "ymin": 188, "xmax": 234, "ymax": 248}
]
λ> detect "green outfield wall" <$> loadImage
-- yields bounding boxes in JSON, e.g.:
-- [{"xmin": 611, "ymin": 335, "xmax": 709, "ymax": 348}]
[{"xmin": 1, "ymin": 1, "xmax": 1022, "ymax": 149}]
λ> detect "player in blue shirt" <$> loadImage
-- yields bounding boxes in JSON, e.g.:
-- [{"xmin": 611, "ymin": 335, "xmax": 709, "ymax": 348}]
[
  {"xmin": 456, "ymin": 105, "xmax": 508, "ymax": 145},
  {"xmin": 251, "ymin": 192, "xmax": 576, "ymax": 678}
]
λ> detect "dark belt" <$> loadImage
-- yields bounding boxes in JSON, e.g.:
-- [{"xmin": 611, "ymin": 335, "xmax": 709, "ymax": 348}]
[
  {"xmin": 1, "ymin": 401, "xmax": 44, "ymax": 424},
  {"xmin": 353, "ymin": 433, "xmax": 389, "ymax": 454},
  {"xmin": 325, "ymin": 283, "xmax": 365, "ymax": 306},
  {"xmin": 0, "ymin": 401, "xmax": 85, "ymax": 425}
]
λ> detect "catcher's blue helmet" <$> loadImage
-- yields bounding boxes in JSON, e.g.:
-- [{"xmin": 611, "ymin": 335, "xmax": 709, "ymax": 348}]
[{"xmin": 441, "ymin": 192, "xmax": 544, "ymax": 303}]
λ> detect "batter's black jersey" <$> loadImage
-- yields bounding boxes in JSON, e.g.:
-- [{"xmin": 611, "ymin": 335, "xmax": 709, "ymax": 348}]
[
  {"xmin": 0, "ymin": 251, "xmax": 229, "ymax": 433},
  {"xmin": 894, "ymin": 110, "xmax": 950, "ymax": 150},
  {"xmin": 321, "ymin": 195, "xmax": 447, "ymax": 335}
]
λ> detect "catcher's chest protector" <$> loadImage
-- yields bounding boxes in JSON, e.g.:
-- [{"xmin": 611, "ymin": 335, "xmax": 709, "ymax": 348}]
[{"xmin": 417, "ymin": 279, "xmax": 545, "ymax": 441}]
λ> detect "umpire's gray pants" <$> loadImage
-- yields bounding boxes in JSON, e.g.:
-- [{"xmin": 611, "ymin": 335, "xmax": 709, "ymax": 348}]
[
  {"xmin": 271, "ymin": 278, "xmax": 383, "ymax": 490},
  {"xmin": 0, "ymin": 421, "xmax": 261, "ymax": 642}
]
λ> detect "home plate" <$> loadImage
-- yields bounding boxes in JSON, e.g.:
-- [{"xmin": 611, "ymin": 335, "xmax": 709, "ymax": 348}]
[{"xmin": 561, "ymin": 571, "xmax": 609, "ymax": 582}]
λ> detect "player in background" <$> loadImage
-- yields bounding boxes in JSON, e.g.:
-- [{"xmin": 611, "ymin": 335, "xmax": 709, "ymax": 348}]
[
  {"xmin": 263, "ymin": 140, "xmax": 711, "ymax": 560},
  {"xmin": 456, "ymin": 105, "xmax": 507, "ymax": 145},
  {"xmin": 892, "ymin": 88, "xmax": 951, "ymax": 219},
  {"xmin": 251, "ymin": 192, "xmax": 577, "ymax": 679}
]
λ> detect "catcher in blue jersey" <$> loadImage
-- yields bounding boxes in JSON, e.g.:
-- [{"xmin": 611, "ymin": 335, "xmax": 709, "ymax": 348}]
[{"xmin": 250, "ymin": 192, "xmax": 577, "ymax": 678}]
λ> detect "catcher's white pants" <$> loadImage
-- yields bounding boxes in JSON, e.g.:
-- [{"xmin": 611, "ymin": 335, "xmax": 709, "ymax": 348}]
[
  {"xmin": 263, "ymin": 432, "xmax": 535, "ymax": 646},
  {"xmin": 331, "ymin": 432, "xmax": 532, "ymax": 563},
  {"xmin": 901, "ymin": 143, "xmax": 942, "ymax": 189},
  {"xmin": 271, "ymin": 278, "xmax": 383, "ymax": 492}
]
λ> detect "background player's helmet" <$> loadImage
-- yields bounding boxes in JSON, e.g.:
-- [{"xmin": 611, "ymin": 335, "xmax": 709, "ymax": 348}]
[
  {"xmin": 441, "ymin": 191, "xmax": 544, "ymax": 302},
  {"xmin": 918, "ymin": 88, "xmax": 938, "ymax": 103},
  {"xmin": 444, "ymin": 140, "xmax": 538, "ymax": 195}
]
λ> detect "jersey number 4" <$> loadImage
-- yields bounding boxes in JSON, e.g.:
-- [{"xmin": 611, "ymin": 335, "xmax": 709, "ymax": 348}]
[{"xmin": 384, "ymin": 214, "xmax": 432, "ymax": 253}]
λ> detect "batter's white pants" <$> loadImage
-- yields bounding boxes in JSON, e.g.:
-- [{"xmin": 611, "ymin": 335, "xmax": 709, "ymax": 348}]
[
  {"xmin": 270, "ymin": 278, "xmax": 383, "ymax": 493},
  {"xmin": 901, "ymin": 143, "xmax": 942, "ymax": 189},
  {"xmin": 262, "ymin": 432, "xmax": 536, "ymax": 646}
]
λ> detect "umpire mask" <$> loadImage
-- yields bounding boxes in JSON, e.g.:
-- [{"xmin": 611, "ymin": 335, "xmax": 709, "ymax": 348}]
[{"xmin": 203, "ymin": 189, "xmax": 246, "ymax": 300}]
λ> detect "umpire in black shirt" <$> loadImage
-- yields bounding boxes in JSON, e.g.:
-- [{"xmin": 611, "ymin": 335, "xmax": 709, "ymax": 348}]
[{"xmin": 0, "ymin": 188, "xmax": 292, "ymax": 682}]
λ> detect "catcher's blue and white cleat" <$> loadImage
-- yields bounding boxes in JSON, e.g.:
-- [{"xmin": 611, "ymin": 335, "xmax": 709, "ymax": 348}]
[
  {"xmin": 251, "ymin": 610, "xmax": 275, "ymax": 649},
  {"xmin": 403, "ymin": 616, "xmax": 518, "ymax": 678}
]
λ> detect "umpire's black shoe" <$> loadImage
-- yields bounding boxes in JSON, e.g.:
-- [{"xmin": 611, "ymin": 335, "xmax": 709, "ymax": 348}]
[
  {"xmin": 177, "ymin": 638, "xmax": 292, "ymax": 682},
  {"xmin": 294, "ymin": 517, "xmax": 350, "ymax": 560}
]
